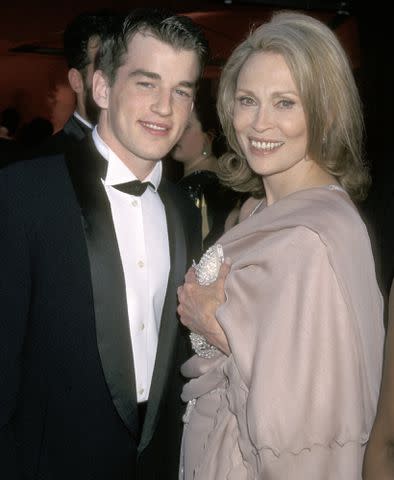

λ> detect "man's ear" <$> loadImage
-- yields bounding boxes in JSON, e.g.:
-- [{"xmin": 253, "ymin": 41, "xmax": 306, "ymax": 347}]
[
  {"xmin": 92, "ymin": 70, "xmax": 110, "ymax": 109},
  {"xmin": 68, "ymin": 68, "xmax": 84, "ymax": 94}
]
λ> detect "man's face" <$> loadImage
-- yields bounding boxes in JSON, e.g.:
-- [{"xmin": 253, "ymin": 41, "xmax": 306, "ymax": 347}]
[{"xmin": 94, "ymin": 32, "xmax": 200, "ymax": 178}]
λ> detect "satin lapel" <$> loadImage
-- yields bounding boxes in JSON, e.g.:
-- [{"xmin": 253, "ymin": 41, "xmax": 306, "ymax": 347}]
[
  {"xmin": 65, "ymin": 139, "xmax": 138, "ymax": 435},
  {"xmin": 139, "ymin": 180, "xmax": 187, "ymax": 451}
]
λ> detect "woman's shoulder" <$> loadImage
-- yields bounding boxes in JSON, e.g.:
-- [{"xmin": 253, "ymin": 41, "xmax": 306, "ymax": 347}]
[
  {"xmin": 272, "ymin": 185, "xmax": 366, "ymax": 240},
  {"xmin": 221, "ymin": 186, "xmax": 370, "ymax": 267}
]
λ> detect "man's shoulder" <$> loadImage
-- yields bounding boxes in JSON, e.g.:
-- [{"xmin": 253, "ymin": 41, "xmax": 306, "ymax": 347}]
[
  {"xmin": 0, "ymin": 158, "xmax": 72, "ymax": 237},
  {"xmin": 0, "ymin": 152, "xmax": 68, "ymax": 194},
  {"xmin": 23, "ymin": 114, "xmax": 91, "ymax": 160}
]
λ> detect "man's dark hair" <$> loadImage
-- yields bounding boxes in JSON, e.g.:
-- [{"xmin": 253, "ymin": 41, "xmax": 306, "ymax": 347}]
[
  {"xmin": 63, "ymin": 9, "xmax": 119, "ymax": 72},
  {"xmin": 96, "ymin": 8, "xmax": 210, "ymax": 86}
]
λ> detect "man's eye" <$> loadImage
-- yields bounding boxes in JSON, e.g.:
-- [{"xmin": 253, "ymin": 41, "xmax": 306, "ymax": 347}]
[
  {"xmin": 175, "ymin": 89, "xmax": 192, "ymax": 98},
  {"xmin": 137, "ymin": 82, "xmax": 154, "ymax": 88}
]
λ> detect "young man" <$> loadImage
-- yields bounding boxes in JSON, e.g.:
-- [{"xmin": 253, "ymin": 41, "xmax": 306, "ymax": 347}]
[{"xmin": 0, "ymin": 8, "xmax": 207, "ymax": 479}]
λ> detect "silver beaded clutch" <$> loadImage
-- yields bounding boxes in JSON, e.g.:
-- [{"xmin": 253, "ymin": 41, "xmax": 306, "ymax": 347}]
[{"xmin": 190, "ymin": 244, "xmax": 224, "ymax": 359}]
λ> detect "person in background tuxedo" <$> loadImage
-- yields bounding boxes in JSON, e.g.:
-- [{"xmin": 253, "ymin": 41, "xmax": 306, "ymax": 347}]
[
  {"xmin": 41, "ymin": 9, "xmax": 118, "ymax": 155},
  {"xmin": 0, "ymin": 8, "xmax": 207, "ymax": 480},
  {"xmin": 17, "ymin": 10, "xmax": 118, "ymax": 162},
  {"xmin": 63, "ymin": 10, "xmax": 116, "ymax": 135},
  {"xmin": 63, "ymin": 9, "xmax": 117, "ymax": 136}
]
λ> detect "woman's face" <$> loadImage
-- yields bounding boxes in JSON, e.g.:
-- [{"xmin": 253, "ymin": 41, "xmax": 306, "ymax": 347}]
[
  {"xmin": 171, "ymin": 110, "xmax": 206, "ymax": 164},
  {"xmin": 233, "ymin": 51, "xmax": 310, "ymax": 182}
]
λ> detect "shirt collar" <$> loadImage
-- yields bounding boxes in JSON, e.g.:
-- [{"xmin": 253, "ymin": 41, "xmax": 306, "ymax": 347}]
[
  {"xmin": 92, "ymin": 126, "xmax": 162, "ymax": 192},
  {"xmin": 73, "ymin": 111, "xmax": 93, "ymax": 130}
]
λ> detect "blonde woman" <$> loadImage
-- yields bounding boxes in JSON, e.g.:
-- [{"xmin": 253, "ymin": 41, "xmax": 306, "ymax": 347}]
[{"xmin": 177, "ymin": 11, "xmax": 384, "ymax": 479}]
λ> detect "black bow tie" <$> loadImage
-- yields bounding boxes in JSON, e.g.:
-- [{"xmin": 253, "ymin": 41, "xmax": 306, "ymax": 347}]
[{"xmin": 113, "ymin": 180, "xmax": 153, "ymax": 197}]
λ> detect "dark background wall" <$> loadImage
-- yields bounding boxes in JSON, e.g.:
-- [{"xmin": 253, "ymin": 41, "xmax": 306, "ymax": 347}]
[{"xmin": 355, "ymin": 4, "xmax": 394, "ymax": 295}]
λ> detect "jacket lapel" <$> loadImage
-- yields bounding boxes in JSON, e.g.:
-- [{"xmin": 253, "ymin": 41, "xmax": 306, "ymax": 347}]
[
  {"xmin": 139, "ymin": 179, "xmax": 187, "ymax": 451},
  {"xmin": 63, "ymin": 115, "xmax": 92, "ymax": 141},
  {"xmin": 65, "ymin": 138, "xmax": 138, "ymax": 436}
]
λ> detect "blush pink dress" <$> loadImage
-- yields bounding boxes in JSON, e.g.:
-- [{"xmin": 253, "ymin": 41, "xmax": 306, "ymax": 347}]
[{"xmin": 179, "ymin": 186, "xmax": 384, "ymax": 480}]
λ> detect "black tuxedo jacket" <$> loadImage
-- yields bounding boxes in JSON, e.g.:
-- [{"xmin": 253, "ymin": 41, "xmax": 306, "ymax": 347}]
[
  {"xmin": 1, "ymin": 115, "xmax": 92, "ymax": 168},
  {"xmin": 0, "ymin": 138, "xmax": 200, "ymax": 479},
  {"xmin": 30, "ymin": 114, "xmax": 93, "ymax": 158},
  {"xmin": 63, "ymin": 114, "xmax": 93, "ymax": 141},
  {"xmin": 0, "ymin": 138, "xmax": 23, "ymax": 167}
]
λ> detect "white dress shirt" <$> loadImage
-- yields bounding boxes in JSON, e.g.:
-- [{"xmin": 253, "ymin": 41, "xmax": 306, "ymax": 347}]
[{"xmin": 92, "ymin": 127, "xmax": 170, "ymax": 402}]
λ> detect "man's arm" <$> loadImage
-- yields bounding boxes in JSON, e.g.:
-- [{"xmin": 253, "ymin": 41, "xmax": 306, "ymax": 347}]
[{"xmin": 177, "ymin": 260, "xmax": 231, "ymax": 355}]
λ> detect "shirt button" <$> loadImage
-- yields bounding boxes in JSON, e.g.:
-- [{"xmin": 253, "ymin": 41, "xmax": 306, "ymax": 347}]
[
  {"xmin": 132, "ymin": 200, "xmax": 138, "ymax": 207},
  {"xmin": 140, "ymin": 323, "xmax": 145, "ymax": 331},
  {"xmin": 139, "ymin": 388, "xmax": 144, "ymax": 395},
  {"xmin": 138, "ymin": 260, "xmax": 144, "ymax": 268}
]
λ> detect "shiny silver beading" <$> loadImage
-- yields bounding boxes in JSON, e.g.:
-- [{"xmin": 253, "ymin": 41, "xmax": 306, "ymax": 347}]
[{"xmin": 189, "ymin": 244, "xmax": 224, "ymax": 359}]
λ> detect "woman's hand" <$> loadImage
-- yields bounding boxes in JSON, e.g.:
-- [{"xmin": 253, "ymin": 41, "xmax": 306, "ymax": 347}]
[{"xmin": 177, "ymin": 260, "xmax": 231, "ymax": 355}]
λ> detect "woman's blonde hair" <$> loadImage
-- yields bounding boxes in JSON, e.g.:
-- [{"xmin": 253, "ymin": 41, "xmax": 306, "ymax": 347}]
[{"xmin": 217, "ymin": 10, "xmax": 370, "ymax": 201}]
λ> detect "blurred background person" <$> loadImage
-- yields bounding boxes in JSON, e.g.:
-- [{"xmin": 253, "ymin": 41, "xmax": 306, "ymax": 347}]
[
  {"xmin": 17, "ymin": 116, "xmax": 53, "ymax": 149},
  {"xmin": 0, "ymin": 106, "xmax": 21, "ymax": 164},
  {"xmin": 35, "ymin": 9, "xmax": 118, "ymax": 158},
  {"xmin": 171, "ymin": 92, "xmax": 241, "ymax": 249},
  {"xmin": 61, "ymin": 9, "xmax": 118, "ymax": 139}
]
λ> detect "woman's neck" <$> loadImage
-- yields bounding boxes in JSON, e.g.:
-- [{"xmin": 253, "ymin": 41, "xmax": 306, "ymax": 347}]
[{"xmin": 263, "ymin": 161, "xmax": 338, "ymax": 206}]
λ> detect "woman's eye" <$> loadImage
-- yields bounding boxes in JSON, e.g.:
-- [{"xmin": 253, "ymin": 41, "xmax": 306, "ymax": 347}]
[
  {"xmin": 237, "ymin": 96, "xmax": 255, "ymax": 106},
  {"xmin": 276, "ymin": 99, "xmax": 295, "ymax": 109}
]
